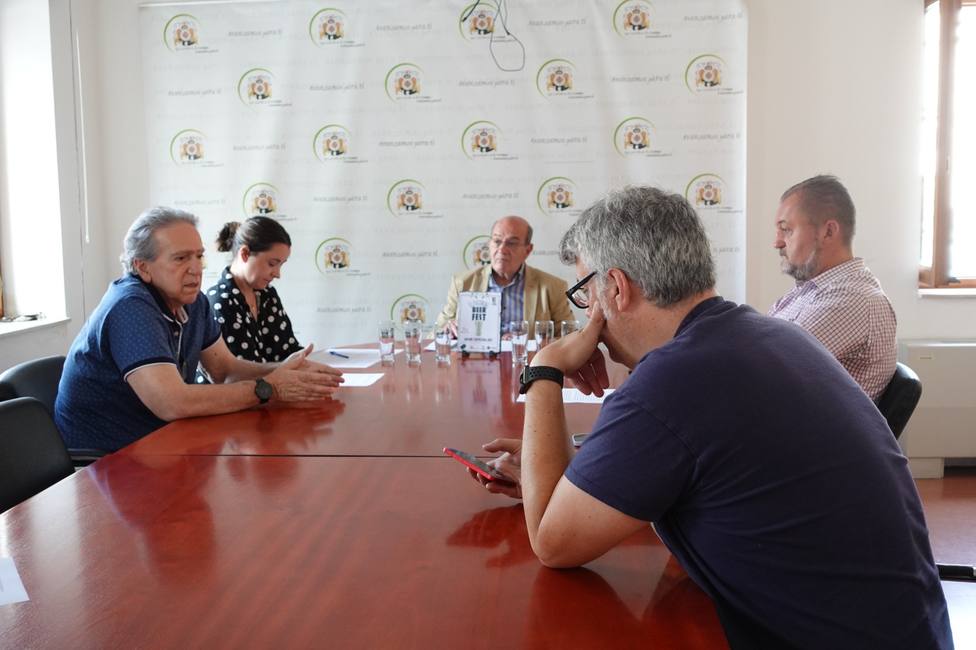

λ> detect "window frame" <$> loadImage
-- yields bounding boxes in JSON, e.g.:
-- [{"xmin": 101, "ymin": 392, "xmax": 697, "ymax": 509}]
[{"xmin": 920, "ymin": 0, "xmax": 976, "ymax": 288}]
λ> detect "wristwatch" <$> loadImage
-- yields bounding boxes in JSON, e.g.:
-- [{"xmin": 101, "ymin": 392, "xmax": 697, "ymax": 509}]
[
  {"xmin": 254, "ymin": 378, "xmax": 273, "ymax": 404},
  {"xmin": 519, "ymin": 365, "xmax": 564, "ymax": 394}
]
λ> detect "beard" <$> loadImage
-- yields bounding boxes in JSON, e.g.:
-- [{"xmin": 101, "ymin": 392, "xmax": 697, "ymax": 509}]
[{"xmin": 780, "ymin": 245, "xmax": 821, "ymax": 282}]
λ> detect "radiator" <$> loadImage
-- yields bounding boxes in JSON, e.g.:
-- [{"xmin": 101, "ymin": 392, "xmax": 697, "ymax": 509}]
[{"xmin": 898, "ymin": 340, "xmax": 976, "ymax": 478}]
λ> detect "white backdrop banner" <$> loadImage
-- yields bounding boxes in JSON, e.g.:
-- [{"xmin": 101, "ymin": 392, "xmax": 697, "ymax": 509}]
[{"xmin": 140, "ymin": 0, "xmax": 747, "ymax": 347}]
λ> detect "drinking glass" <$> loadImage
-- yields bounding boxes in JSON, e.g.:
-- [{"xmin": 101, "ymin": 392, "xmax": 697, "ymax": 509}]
[
  {"xmin": 534, "ymin": 320, "xmax": 554, "ymax": 350},
  {"xmin": 435, "ymin": 326, "xmax": 453, "ymax": 366},
  {"xmin": 404, "ymin": 321, "xmax": 423, "ymax": 366},
  {"xmin": 421, "ymin": 324, "xmax": 436, "ymax": 352},
  {"xmin": 560, "ymin": 319, "xmax": 580, "ymax": 338},
  {"xmin": 510, "ymin": 320, "xmax": 529, "ymax": 366},
  {"xmin": 378, "ymin": 320, "xmax": 396, "ymax": 366}
]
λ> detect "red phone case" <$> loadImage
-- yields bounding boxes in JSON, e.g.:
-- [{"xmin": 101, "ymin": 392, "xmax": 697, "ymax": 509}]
[{"xmin": 443, "ymin": 447, "xmax": 514, "ymax": 484}]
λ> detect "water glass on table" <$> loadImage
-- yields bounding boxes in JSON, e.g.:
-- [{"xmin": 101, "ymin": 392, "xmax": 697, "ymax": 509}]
[
  {"xmin": 510, "ymin": 320, "xmax": 529, "ymax": 366},
  {"xmin": 378, "ymin": 320, "xmax": 396, "ymax": 366},
  {"xmin": 435, "ymin": 326, "xmax": 452, "ymax": 366},
  {"xmin": 421, "ymin": 324, "xmax": 436, "ymax": 352},
  {"xmin": 534, "ymin": 320, "xmax": 554, "ymax": 350},
  {"xmin": 560, "ymin": 319, "xmax": 580, "ymax": 338},
  {"xmin": 404, "ymin": 321, "xmax": 423, "ymax": 366}
]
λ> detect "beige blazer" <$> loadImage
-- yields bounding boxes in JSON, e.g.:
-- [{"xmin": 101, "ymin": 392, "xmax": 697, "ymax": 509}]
[{"xmin": 434, "ymin": 264, "xmax": 575, "ymax": 336}]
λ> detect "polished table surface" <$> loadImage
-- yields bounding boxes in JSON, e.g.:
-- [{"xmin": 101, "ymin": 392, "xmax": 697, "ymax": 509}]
[
  {"xmin": 0, "ymin": 455, "xmax": 728, "ymax": 649},
  {"xmin": 123, "ymin": 351, "xmax": 622, "ymax": 458},
  {"xmin": 2, "ymin": 458, "xmax": 973, "ymax": 647},
  {"xmin": 3, "ymin": 347, "xmax": 975, "ymax": 648}
]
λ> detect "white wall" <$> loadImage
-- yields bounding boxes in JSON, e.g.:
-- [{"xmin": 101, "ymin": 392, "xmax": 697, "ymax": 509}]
[
  {"xmin": 0, "ymin": 0, "xmax": 973, "ymax": 371},
  {"xmin": 745, "ymin": 0, "xmax": 976, "ymax": 339}
]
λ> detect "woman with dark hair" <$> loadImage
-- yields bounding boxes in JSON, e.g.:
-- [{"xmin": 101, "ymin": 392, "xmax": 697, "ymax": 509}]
[{"xmin": 203, "ymin": 216, "xmax": 300, "ymax": 367}]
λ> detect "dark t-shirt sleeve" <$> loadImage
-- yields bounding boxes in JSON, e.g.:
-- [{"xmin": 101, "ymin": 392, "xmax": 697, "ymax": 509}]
[
  {"xmin": 200, "ymin": 294, "xmax": 221, "ymax": 349},
  {"xmin": 565, "ymin": 390, "xmax": 696, "ymax": 523},
  {"xmin": 104, "ymin": 296, "xmax": 176, "ymax": 378}
]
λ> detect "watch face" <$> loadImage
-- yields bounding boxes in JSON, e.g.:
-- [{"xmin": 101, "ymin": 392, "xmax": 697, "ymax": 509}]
[{"xmin": 256, "ymin": 379, "xmax": 273, "ymax": 401}]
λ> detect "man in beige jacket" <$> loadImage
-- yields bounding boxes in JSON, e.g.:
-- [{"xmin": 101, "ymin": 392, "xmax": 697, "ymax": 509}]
[{"xmin": 435, "ymin": 215, "xmax": 574, "ymax": 338}]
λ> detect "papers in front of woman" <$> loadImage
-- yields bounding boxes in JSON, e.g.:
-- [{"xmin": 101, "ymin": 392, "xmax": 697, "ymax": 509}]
[{"xmin": 309, "ymin": 348, "xmax": 397, "ymax": 369}]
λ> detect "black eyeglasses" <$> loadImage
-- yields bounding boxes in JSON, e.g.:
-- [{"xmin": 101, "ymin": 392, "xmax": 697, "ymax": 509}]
[{"xmin": 565, "ymin": 271, "xmax": 597, "ymax": 309}]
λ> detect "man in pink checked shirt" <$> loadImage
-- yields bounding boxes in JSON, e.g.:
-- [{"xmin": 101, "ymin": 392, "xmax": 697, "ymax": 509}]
[{"xmin": 768, "ymin": 175, "xmax": 897, "ymax": 401}]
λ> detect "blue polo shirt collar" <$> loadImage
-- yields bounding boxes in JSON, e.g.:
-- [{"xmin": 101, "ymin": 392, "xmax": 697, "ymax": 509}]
[{"xmin": 133, "ymin": 274, "xmax": 190, "ymax": 324}]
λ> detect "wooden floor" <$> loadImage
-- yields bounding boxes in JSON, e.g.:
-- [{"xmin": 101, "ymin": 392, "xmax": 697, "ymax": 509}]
[
  {"xmin": 915, "ymin": 466, "xmax": 976, "ymax": 649},
  {"xmin": 916, "ymin": 467, "xmax": 976, "ymax": 561}
]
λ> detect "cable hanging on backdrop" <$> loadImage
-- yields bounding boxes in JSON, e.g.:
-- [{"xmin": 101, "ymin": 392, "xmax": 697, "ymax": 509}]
[{"xmin": 459, "ymin": 0, "xmax": 525, "ymax": 72}]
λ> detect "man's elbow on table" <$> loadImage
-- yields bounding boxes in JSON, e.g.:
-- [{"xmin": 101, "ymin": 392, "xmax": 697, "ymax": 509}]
[
  {"xmin": 127, "ymin": 364, "xmax": 220, "ymax": 422},
  {"xmin": 530, "ymin": 520, "xmax": 594, "ymax": 569},
  {"xmin": 147, "ymin": 403, "xmax": 182, "ymax": 422},
  {"xmin": 533, "ymin": 545, "xmax": 584, "ymax": 570},
  {"xmin": 136, "ymin": 386, "xmax": 197, "ymax": 422},
  {"xmin": 529, "ymin": 486, "xmax": 648, "ymax": 569}
]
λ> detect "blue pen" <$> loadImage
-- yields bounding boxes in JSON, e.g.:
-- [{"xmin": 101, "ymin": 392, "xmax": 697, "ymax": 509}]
[{"xmin": 328, "ymin": 350, "xmax": 350, "ymax": 359}]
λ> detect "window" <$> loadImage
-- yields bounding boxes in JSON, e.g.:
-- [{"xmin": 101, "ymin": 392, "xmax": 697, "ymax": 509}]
[
  {"xmin": 0, "ymin": 0, "xmax": 70, "ymax": 324},
  {"xmin": 920, "ymin": 0, "xmax": 976, "ymax": 287}
]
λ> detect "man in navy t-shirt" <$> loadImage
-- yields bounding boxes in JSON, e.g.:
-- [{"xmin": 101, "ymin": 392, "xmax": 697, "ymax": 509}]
[
  {"xmin": 56, "ymin": 207, "xmax": 344, "ymax": 452},
  {"xmin": 474, "ymin": 186, "xmax": 952, "ymax": 649}
]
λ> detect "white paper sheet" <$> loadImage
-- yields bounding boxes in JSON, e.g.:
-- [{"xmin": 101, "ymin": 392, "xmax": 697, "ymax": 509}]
[
  {"xmin": 309, "ymin": 348, "xmax": 395, "ymax": 369},
  {"xmin": 339, "ymin": 373, "xmax": 385, "ymax": 387},
  {"xmin": 517, "ymin": 388, "xmax": 614, "ymax": 404},
  {"xmin": 0, "ymin": 557, "xmax": 29, "ymax": 606}
]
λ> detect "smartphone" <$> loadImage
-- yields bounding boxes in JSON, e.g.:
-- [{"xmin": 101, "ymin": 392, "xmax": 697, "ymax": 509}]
[
  {"xmin": 443, "ymin": 447, "xmax": 515, "ymax": 484},
  {"xmin": 572, "ymin": 433, "xmax": 589, "ymax": 447}
]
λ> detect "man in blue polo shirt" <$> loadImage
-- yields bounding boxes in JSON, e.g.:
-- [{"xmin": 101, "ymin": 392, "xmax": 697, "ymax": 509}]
[
  {"xmin": 56, "ymin": 207, "xmax": 343, "ymax": 452},
  {"xmin": 473, "ymin": 187, "xmax": 951, "ymax": 648}
]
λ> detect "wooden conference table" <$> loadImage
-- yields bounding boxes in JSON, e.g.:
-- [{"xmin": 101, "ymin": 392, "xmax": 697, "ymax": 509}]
[
  {"xmin": 121, "ymin": 350, "xmax": 624, "ymax": 458},
  {"xmin": 1, "ymin": 348, "xmax": 973, "ymax": 648}
]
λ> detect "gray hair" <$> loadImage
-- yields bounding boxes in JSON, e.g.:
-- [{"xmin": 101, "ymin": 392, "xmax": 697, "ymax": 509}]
[
  {"xmin": 780, "ymin": 175, "xmax": 856, "ymax": 247},
  {"xmin": 120, "ymin": 206, "xmax": 199, "ymax": 275},
  {"xmin": 559, "ymin": 186, "xmax": 715, "ymax": 307}
]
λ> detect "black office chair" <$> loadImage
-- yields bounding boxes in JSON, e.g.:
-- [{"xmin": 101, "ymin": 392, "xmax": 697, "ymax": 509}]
[
  {"xmin": 876, "ymin": 362, "xmax": 923, "ymax": 440},
  {"xmin": 0, "ymin": 355, "xmax": 65, "ymax": 415},
  {"xmin": 0, "ymin": 397, "xmax": 74, "ymax": 513},
  {"xmin": 0, "ymin": 355, "xmax": 106, "ymax": 466}
]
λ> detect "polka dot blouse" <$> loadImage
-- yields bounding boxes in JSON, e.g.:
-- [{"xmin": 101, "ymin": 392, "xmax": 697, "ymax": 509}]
[{"xmin": 205, "ymin": 267, "xmax": 302, "ymax": 364}]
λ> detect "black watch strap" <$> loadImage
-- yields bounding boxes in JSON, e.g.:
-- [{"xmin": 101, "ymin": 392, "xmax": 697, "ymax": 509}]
[
  {"xmin": 255, "ymin": 378, "xmax": 273, "ymax": 404},
  {"xmin": 519, "ymin": 365, "xmax": 564, "ymax": 394}
]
